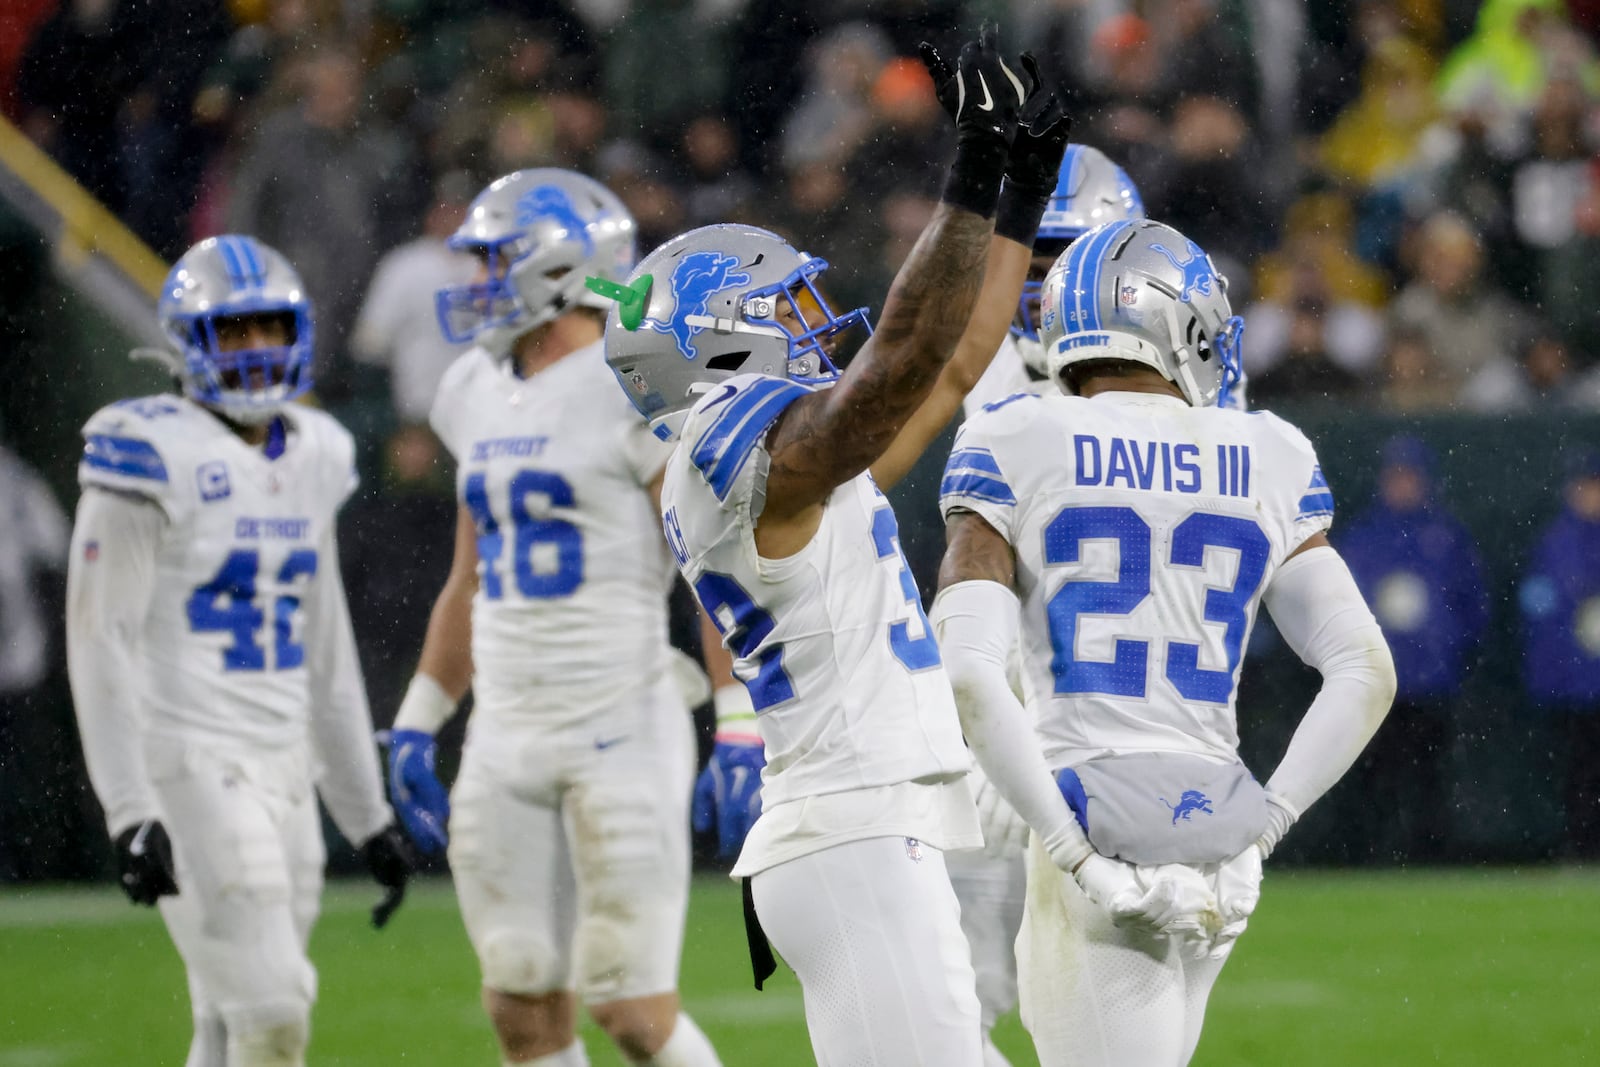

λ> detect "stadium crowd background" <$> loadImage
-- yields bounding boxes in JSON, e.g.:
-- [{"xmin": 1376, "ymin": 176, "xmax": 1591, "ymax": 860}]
[{"xmin": 1, "ymin": 0, "xmax": 1599, "ymax": 881}]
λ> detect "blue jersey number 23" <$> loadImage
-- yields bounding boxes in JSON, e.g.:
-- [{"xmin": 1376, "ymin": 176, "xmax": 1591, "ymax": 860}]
[{"xmin": 1044, "ymin": 506, "xmax": 1269, "ymax": 703}]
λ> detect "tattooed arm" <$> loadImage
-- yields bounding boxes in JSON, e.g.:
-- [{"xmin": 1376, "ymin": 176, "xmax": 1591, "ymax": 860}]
[
  {"xmin": 868, "ymin": 234, "xmax": 1033, "ymax": 492},
  {"xmin": 757, "ymin": 203, "xmax": 996, "ymax": 550}
]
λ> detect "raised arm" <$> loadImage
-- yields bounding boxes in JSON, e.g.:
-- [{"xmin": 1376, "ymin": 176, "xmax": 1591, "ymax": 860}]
[
  {"xmin": 758, "ymin": 30, "xmax": 1031, "ymax": 530},
  {"xmin": 869, "ymin": 234, "xmax": 1031, "ymax": 490},
  {"xmin": 872, "ymin": 70, "xmax": 1071, "ymax": 491}
]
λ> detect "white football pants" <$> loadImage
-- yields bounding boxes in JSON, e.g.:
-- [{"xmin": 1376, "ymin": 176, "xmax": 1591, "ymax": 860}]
[
  {"xmin": 1017, "ymin": 836, "xmax": 1231, "ymax": 1067},
  {"xmin": 449, "ymin": 675, "xmax": 696, "ymax": 1004},
  {"xmin": 752, "ymin": 835, "xmax": 984, "ymax": 1067},
  {"xmin": 149, "ymin": 735, "xmax": 323, "ymax": 1066},
  {"xmin": 947, "ymin": 845, "xmax": 1027, "ymax": 1067}
]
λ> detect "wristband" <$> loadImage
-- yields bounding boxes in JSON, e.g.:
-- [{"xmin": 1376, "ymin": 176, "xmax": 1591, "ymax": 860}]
[
  {"xmin": 994, "ymin": 181, "xmax": 1051, "ymax": 247},
  {"xmin": 393, "ymin": 673, "xmax": 457, "ymax": 734},
  {"xmin": 712, "ymin": 684, "xmax": 761, "ymax": 743},
  {"xmin": 1254, "ymin": 791, "xmax": 1299, "ymax": 859},
  {"xmin": 941, "ymin": 136, "xmax": 1008, "ymax": 218}
]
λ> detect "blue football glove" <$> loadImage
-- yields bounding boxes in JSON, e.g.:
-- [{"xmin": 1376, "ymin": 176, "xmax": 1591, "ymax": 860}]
[
  {"xmin": 693, "ymin": 685, "xmax": 766, "ymax": 858},
  {"xmin": 386, "ymin": 729, "xmax": 450, "ymax": 855},
  {"xmin": 693, "ymin": 738, "xmax": 765, "ymax": 858}
]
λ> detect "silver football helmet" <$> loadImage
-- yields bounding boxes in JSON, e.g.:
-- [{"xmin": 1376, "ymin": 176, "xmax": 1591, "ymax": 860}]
[
  {"xmin": 595, "ymin": 224, "xmax": 871, "ymax": 440},
  {"xmin": 1014, "ymin": 145, "xmax": 1145, "ymax": 376},
  {"xmin": 1038, "ymin": 218, "xmax": 1245, "ymax": 408},
  {"xmin": 154, "ymin": 235, "xmax": 314, "ymax": 424},
  {"xmin": 435, "ymin": 168, "xmax": 635, "ymax": 358}
]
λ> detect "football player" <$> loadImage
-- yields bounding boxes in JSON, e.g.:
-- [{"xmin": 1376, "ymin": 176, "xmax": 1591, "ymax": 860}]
[
  {"xmin": 387, "ymin": 168, "xmax": 724, "ymax": 1067},
  {"xmin": 595, "ymin": 28, "xmax": 1068, "ymax": 1067},
  {"xmin": 931, "ymin": 218, "xmax": 1396, "ymax": 1066},
  {"xmin": 66, "ymin": 236, "xmax": 413, "ymax": 1067},
  {"xmin": 931, "ymin": 144, "xmax": 1146, "ymax": 1067}
]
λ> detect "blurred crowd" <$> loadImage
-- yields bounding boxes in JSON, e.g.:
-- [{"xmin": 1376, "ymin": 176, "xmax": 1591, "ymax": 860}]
[
  {"xmin": 9, "ymin": 0, "xmax": 1600, "ymax": 423},
  {"xmin": 5, "ymin": 1, "xmax": 1600, "ymax": 874}
]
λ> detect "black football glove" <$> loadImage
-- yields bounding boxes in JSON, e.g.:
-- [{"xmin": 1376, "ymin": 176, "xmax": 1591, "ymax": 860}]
[
  {"xmin": 113, "ymin": 819, "xmax": 179, "ymax": 906},
  {"xmin": 918, "ymin": 24, "xmax": 1029, "ymax": 150},
  {"xmin": 360, "ymin": 824, "xmax": 416, "ymax": 930},
  {"xmin": 1006, "ymin": 53, "xmax": 1073, "ymax": 197},
  {"xmin": 994, "ymin": 53, "xmax": 1074, "ymax": 245}
]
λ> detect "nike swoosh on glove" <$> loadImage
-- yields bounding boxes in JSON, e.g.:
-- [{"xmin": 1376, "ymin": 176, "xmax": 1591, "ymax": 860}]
[
  {"xmin": 386, "ymin": 729, "xmax": 450, "ymax": 854},
  {"xmin": 692, "ymin": 739, "xmax": 765, "ymax": 859},
  {"xmin": 1207, "ymin": 844, "xmax": 1263, "ymax": 959}
]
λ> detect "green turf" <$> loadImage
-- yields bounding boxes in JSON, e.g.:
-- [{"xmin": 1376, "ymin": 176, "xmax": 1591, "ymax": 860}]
[{"xmin": 1, "ymin": 868, "xmax": 1595, "ymax": 1065}]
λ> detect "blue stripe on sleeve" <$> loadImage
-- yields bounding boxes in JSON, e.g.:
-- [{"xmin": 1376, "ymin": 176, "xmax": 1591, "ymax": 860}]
[
  {"xmin": 1297, "ymin": 489, "xmax": 1335, "ymax": 519},
  {"xmin": 82, "ymin": 434, "xmax": 169, "ymax": 482},
  {"xmin": 946, "ymin": 447, "xmax": 1004, "ymax": 476},
  {"xmin": 690, "ymin": 378, "xmax": 809, "ymax": 501},
  {"xmin": 1308, "ymin": 465, "xmax": 1329, "ymax": 491},
  {"xmin": 939, "ymin": 471, "xmax": 1017, "ymax": 506}
]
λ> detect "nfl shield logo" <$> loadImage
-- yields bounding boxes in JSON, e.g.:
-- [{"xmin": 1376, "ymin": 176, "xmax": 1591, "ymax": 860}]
[
  {"xmin": 904, "ymin": 837, "xmax": 923, "ymax": 862},
  {"xmin": 1119, "ymin": 285, "xmax": 1139, "ymax": 306}
]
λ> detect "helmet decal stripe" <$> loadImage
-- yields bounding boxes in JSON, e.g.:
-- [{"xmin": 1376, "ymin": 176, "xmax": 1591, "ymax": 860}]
[
  {"xmin": 1054, "ymin": 145, "xmax": 1082, "ymax": 198},
  {"xmin": 237, "ymin": 237, "xmax": 266, "ymax": 288},
  {"xmin": 1081, "ymin": 219, "xmax": 1131, "ymax": 333},
  {"xmin": 216, "ymin": 237, "xmax": 248, "ymax": 292}
]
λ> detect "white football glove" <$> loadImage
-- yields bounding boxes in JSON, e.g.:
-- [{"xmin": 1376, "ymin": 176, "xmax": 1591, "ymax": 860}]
[
  {"xmin": 1206, "ymin": 844, "xmax": 1264, "ymax": 959},
  {"xmin": 1136, "ymin": 863, "xmax": 1222, "ymax": 959},
  {"xmin": 970, "ymin": 762, "xmax": 1029, "ymax": 858},
  {"xmin": 1074, "ymin": 855, "xmax": 1219, "ymax": 953}
]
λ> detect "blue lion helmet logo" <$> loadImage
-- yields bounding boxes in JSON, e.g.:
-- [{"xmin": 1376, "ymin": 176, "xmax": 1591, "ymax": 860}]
[
  {"xmin": 642, "ymin": 251, "xmax": 752, "ymax": 360},
  {"xmin": 1162, "ymin": 789, "xmax": 1214, "ymax": 825},
  {"xmin": 1149, "ymin": 239, "xmax": 1217, "ymax": 303},
  {"xmin": 515, "ymin": 185, "xmax": 594, "ymax": 255}
]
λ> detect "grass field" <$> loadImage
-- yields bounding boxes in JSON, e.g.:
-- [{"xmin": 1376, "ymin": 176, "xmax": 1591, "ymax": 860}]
[{"xmin": 2, "ymin": 868, "xmax": 1596, "ymax": 1066}]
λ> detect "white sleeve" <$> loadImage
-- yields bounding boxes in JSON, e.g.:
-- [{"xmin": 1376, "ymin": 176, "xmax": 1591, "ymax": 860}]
[
  {"xmin": 620, "ymin": 411, "xmax": 675, "ymax": 488},
  {"xmin": 1259, "ymin": 546, "xmax": 1397, "ymax": 843},
  {"xmin": 66, "ymin": 488, "xmax": 164, "ymax": 836},
  {"xmin": 349, "ymin": 254, "xmax": 402, "ymax": 366},
  {"xmin": 306, "ymin": 526, "xmax": 393, "ymax": 846},
  {"xmin": 931, "ymin": 580, "xmax": 1094, "ymax": 871}
]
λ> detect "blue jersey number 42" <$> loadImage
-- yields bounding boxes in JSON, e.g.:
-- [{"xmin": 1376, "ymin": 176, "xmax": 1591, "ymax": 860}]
[{"xmin": 187, "ymin": 548, "xmax": 318, "ymax": 671}]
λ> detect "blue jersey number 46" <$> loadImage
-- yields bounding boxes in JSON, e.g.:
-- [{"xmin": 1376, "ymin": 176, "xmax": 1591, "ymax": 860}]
[{"xmin": 464, "ymin": 469, "xmax": 583, "ymax": 600}]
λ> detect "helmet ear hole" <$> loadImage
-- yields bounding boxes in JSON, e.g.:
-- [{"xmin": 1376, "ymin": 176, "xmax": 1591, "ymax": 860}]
[{"xmin": 706, "ymin": 352, "xmax": 750, "ymax": 372}]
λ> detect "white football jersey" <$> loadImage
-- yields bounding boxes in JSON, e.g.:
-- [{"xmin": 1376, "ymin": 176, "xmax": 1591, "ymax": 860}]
[
  {"xmin": 77, "ymin": 395, "xmax": 358, "ymax": 747},
  {"xmin": 940, "ymin": 391, "xmax": 1334, "ymax": 766},
  {"xmin": 430, "ymin": 342, "xmax": 676, "ymax": 725},
  {"xmin": 962, "ymin": 334, "xmax": 1045, "ymax": 419},
  {"xmin": 662, "ymin": 373, "xmax": 971, "ymax": 809}
]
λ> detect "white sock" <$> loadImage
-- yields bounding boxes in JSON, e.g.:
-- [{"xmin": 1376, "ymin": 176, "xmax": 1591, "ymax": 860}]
[
  {"xmin": 507, "ymin": 1039, "xmax": 589, "ymax": 1067},
  {"xmin": 636, "ymin": 1013, "xmax": 720, "ymax": 1067}
]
